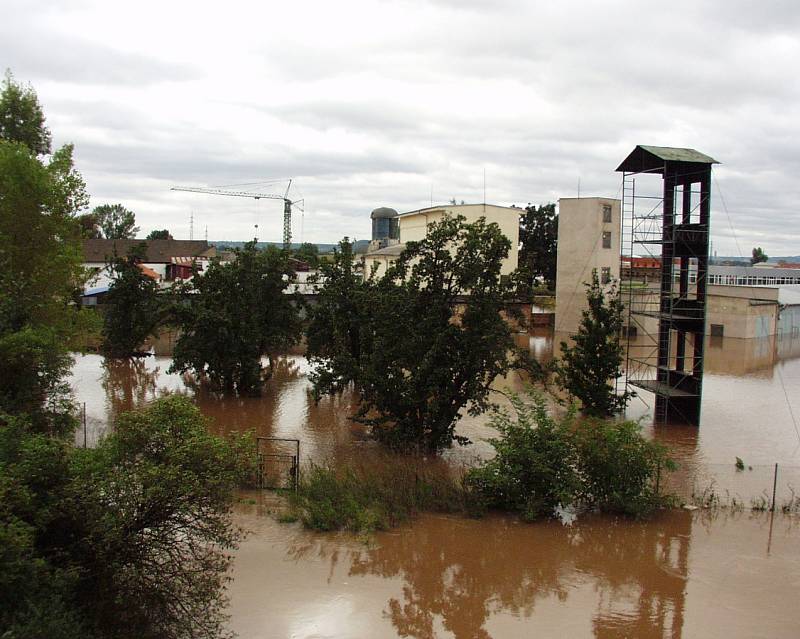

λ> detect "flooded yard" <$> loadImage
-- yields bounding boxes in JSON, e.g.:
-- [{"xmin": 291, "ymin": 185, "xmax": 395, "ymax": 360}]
[{"xmin": 67, "ymin": 329, "xmax": 800, "ymax": 638}]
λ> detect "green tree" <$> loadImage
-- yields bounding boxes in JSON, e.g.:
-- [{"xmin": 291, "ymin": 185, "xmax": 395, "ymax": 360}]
[
  {"xmin": 0, "ymin": 124, "xmax": 88, "ymax": 430},
  {"xmin": 170, "ymin": 243, "xmax": 303, "ymax": 394},
  {"xmin": 101, "ymin": 246, "xmax": 162, "ymax": 357},
  {"xmin": 0, "ymin": 70, "xmax": 52, "ymax": 155},
  {"xmin": 293, "ymin": 241, "xmax": 319, "ymax": 267},
  {"xmin": 93, "ymin": 203, "xmax": 139, "ymax": 239},
  {"xmin": 0, "ymin": 396, "xmax": 253, "ymax": 639},
  {"xmin": 307, "ymin": 238, "xmax": 370, "ymax": 395},
  {"xmin": 750, "ymin": 246, "xmax": 768, "ymax": 265},
  {"xmin": 76, "ymin": 212, "xmax": 102, "ymax": 238},
  {"xmin": 147, "ymin": 229, "xmax": 173, "ymax": 240},
  {"xmin": 556, "ymin": 271, "xmax": 631, "ymax": 417},
  {"xmin": 309, "ymin": 216, "xmax": 518, "ymax": 453},
  {"xmin": 518, "ymin": 203, "xmax": 558, "ymax": 292}
]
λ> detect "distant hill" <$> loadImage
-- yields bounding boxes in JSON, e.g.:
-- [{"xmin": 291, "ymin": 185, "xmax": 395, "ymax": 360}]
[
  {"xmin": 712, "ymin": 256, "xmax": 800, "ymax": 265},
  {"xmin": 211, "ymin": 240, "xmax": 371, "ymax": 253}
]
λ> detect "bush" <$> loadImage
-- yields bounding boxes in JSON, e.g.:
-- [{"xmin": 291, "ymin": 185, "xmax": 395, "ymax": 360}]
[
  {"xmin": 466, "ymin": 394, "xmax": 580, "ymax": 521},
  {"xmin": 574, "ymin": 418, "xmax": 675, "ymax": 517},
  {"xmin": 468, "ymin": 391, "xmax": 674, "ymax": 520}
]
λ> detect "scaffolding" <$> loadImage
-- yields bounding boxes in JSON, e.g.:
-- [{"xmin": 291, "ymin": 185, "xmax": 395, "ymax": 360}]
[{"xmin": 617, "ymin": 146, "xmax": 718, "ymax": 425}]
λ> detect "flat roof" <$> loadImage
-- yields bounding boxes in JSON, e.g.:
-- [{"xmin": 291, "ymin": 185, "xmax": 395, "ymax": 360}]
[{"xmin": 398, "ymin": 203, "xmax": 523, "ymax": 217}]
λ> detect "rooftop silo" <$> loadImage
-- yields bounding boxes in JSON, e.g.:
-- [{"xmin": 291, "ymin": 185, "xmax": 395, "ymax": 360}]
[{"xmin": 370, "ymin": 207, "xmax": 399, "ymax": 249}]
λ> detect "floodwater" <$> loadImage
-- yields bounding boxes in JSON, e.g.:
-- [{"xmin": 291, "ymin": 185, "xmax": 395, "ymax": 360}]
[{"xmin": 67, "ymin": 328, "xmax": 800, "ymax": 639}]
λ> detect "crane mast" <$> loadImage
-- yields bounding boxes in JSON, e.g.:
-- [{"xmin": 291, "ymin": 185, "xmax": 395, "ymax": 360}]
[{"xmin": 171, "ymin": 180, "xmax": 302, "ymax": 250}]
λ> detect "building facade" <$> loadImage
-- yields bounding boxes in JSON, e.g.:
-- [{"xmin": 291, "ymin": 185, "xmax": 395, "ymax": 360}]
[
  {"xmin": 365, "ymin": 203, "xmax": 520, "ymax": 279},
  {"xmin": 554, "ymin": 197, "xmax": 621, "ymax": 333}
]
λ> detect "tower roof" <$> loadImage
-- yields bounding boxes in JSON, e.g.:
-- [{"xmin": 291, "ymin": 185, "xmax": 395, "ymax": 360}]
[{"xmin": 616, "ymin": 145, "xmax": 719, "ymax": 174}]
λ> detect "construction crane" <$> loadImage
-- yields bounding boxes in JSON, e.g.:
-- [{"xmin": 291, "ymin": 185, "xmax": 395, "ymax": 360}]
[{"xmin": 171, "ymin": 180, "xmax": 303, "ymax": 250}]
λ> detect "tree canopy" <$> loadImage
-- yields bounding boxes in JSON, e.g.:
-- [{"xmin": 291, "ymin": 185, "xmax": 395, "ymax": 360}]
[
  {"xmin": 751, "ymin": 246, "xmax": 768, "ymax": 265},
  {"xmin": 518, "ymin": 203, "xmax": 558, "ymax": 292},
  {"xmin": 308, "ymin": 216, "xmax": 519, "ymax": 453},
  {"xmin": 147, "ymin": 229, "xmax": 173, "ymax": 240},
  {"xmin": 293, "ymin": 242, "xmax": 319, "ymax": 267},
  {"xmin": 556, "ymin": 271, "xmax": 632, "ymax": 417},
  {"xmin": 93, "ymin": 203, "xmax": 139, "ymax": 239},
  {"xmin": 0, "ymin": 396, "xmax": 253, "ymax": 639},
  {"xmin": 0, "ymin": 70, "xmax": 52, "ymax": 155},
  {"xmin": 101, "ymin": 246, "xmax": 163, "ymax": 357},
  {"xmin": 169, "ymin": 243, "xmax": 303, "ymax": 394}
]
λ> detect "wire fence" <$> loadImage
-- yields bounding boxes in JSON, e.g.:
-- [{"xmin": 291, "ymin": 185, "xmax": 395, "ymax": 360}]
[{"xmin": 662, "ymin": 462, "xmax": 800, "ymax": 513}]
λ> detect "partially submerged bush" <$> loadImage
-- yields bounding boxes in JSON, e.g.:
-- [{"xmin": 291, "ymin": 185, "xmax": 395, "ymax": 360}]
[
  {"xmin": 289, "ymin": 456, "xmax": 476, "ymax": 533},
  {"xmin": 467, "ymin": 391, "xmax": 675, "ymax": 520},
  {"xmin": 466, "ymin": 394, "xmax": 580, "ymax": 521}
]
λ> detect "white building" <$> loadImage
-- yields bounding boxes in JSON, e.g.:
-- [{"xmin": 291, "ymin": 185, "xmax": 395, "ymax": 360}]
[{"xmin": 364, "ymin": 203, "xmax": 521, "ymax": 279}]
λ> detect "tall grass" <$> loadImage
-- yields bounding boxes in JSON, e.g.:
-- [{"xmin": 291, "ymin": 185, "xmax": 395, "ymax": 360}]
[{"xmin": 288, "ymin": 455, "xmax": 478, "ymax": 533}]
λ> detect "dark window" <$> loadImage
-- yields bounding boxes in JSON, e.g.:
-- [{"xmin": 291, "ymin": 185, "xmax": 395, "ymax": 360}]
[
  {"xmin": 710, "ymin": 324, "xmax": 724, "ymax": 337},
  {"xmin": 623, "ymin": 325, "xmax": 638, "ymax": 338},
  {"xmin": 602, "ymin": 204, "xmax": 612, "ymax": 223},
  {"xmin": 601, "ymin": 267, "xmax": 611, "ymax": 284},
  {"xmin": 602, "ymin": 231, "xmax": 612, "ymax": 249}
]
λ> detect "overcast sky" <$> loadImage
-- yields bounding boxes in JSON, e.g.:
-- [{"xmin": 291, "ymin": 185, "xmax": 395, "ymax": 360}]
[{"xmin": 2, "ymin": 0, "xmax": 799, "ymax": 255}]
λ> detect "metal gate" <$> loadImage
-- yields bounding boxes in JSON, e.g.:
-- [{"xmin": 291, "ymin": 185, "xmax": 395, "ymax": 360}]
[{"xmin": 256, "ymin": 437, "xmax": 299, "ymax": 491}]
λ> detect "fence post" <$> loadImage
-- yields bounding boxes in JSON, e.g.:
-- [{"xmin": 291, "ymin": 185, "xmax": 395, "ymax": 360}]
[{"xmin": 771, "ymin": 463, "xmax": 778, "ymax": 513}]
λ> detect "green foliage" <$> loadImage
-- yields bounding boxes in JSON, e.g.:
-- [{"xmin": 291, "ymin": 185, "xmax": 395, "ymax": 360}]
[
  {"xmin": 101, "ymin": 247, "xmax": 163, "ymax": 357},
  {"xmin": 468, "ymin": 391, "xmax": 674, "ymax": 520},
  {"xmin": 290, "ymin": 457, "xmax": 474, "ymax": 533},
  {"xmin": 308, "ymin": 216, "xmax": 518, "ymax": 454},
  {"xmin": 146, "ymin": 229, "xmax": 173, "ymax": 240},
  {"xmin": 0, "ymin": 70, "xmax": 51, "ymax": 155},
  {"xmin": 466, "ymin": 394, "xmax": 581, "ymax": 520},
  {"xmin": 170, "ymin": 242, "xmax": 303, "ymax": 395},
  {"xmin": 0, "ymin": 396, "xmax": 253, "ymax": 639},
  {"xmin": 307, "ymin": 238, "xmax": 370, "ymax": 395},
  {"xmin": 750, "ymin": 246, "xmax": 768, "ymax": 265},
  {"xmin": 556, "ymin": 271, "xmax": 632, "ymax": 417},
  {"xmin": 518, "ymin": 203, "xmax": 557, "ymax": 293},
  {"xmin": 93, "ymin": 203, "xmax": 139, "ymax": 239},
  {"xmin": 76, "ymin": 212, "xmax": 102, "ymax": 238},
  {"xmin": 573, "ymin": 418, "xmax": 674, "ymax": 517},
  {"xmin": 293, "ymin": 241, "xmax": 319, "ymax": 267},
  {"xmin": 735, "ymin": 456, "xmax": 745, "ymax": 471},
  {"xmin": 0, "ymin": 106, "xmax": 88, "ymax": 428}
]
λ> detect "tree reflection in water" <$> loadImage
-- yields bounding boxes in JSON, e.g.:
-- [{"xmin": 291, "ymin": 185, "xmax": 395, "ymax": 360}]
[
  {"xmin": 288, "ymin": 512, "xmax": 691, "ymax": 639},
  {"xmin": 102, "ymin": 357, "xmax": 159, "ymax": 415}
]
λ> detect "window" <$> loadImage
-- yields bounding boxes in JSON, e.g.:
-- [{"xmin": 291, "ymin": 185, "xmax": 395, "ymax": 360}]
[
  {"xmin": 602, "ymin": 231, "xmax": 612, "ymax": 249},
  {"xmin": 601, "ymin": 266, "xmax": 611, "ymax": 284},
  {"xmin": 602, "ymin": 204, "xmax": 612, "ymax": 223},
  {"xmin": 710, "ymin": 324, "xmax": 724, "ymax": 337}
]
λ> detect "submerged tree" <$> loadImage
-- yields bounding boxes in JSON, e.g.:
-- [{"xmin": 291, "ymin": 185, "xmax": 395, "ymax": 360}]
[
  {"xmin": 101, "ymin": 245, "xmax": 162, "ymax": 357},
  {"xmin": 308, "ymin": 216, "xmax": 519, "ymax": 453},
  {"xmin": 518, "ymin": 202, "xmax": 558, "ymax": 292},
  {"xmin": 170, "ymin": 243, "xmax": 302, "ymax": 394},
  {"xmin": 556, "ymin": 271, "xmax": 631, "ymax": 417}
]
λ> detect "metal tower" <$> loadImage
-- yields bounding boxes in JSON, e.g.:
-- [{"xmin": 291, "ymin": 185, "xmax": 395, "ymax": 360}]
[{"xmin": 617, "ymin": 146, "xmax": 718, "ymax": 425}]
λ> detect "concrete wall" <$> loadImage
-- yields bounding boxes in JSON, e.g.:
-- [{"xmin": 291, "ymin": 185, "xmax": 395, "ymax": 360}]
[{"xmin": 555, "ymin": 197, "xmax": 621, "ymax": 334}]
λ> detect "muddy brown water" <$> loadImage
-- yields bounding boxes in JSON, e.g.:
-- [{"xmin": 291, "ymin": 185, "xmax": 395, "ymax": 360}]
[{"xmin": 67, "ymin": 328, "xmax": 800, "ymax": 638}]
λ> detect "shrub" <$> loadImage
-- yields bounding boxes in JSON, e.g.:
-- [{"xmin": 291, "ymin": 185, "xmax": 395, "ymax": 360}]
[
  {"xmin": 466, "ymin": 393, "xmax": 580, "ymax": 521},
  {"xmin": 468, "ymin": 391, "xmax": 674, "ymax": 520},
  {"xmin": 574, "ymin": 418, "xmax": 674, "ymax": 517}
]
